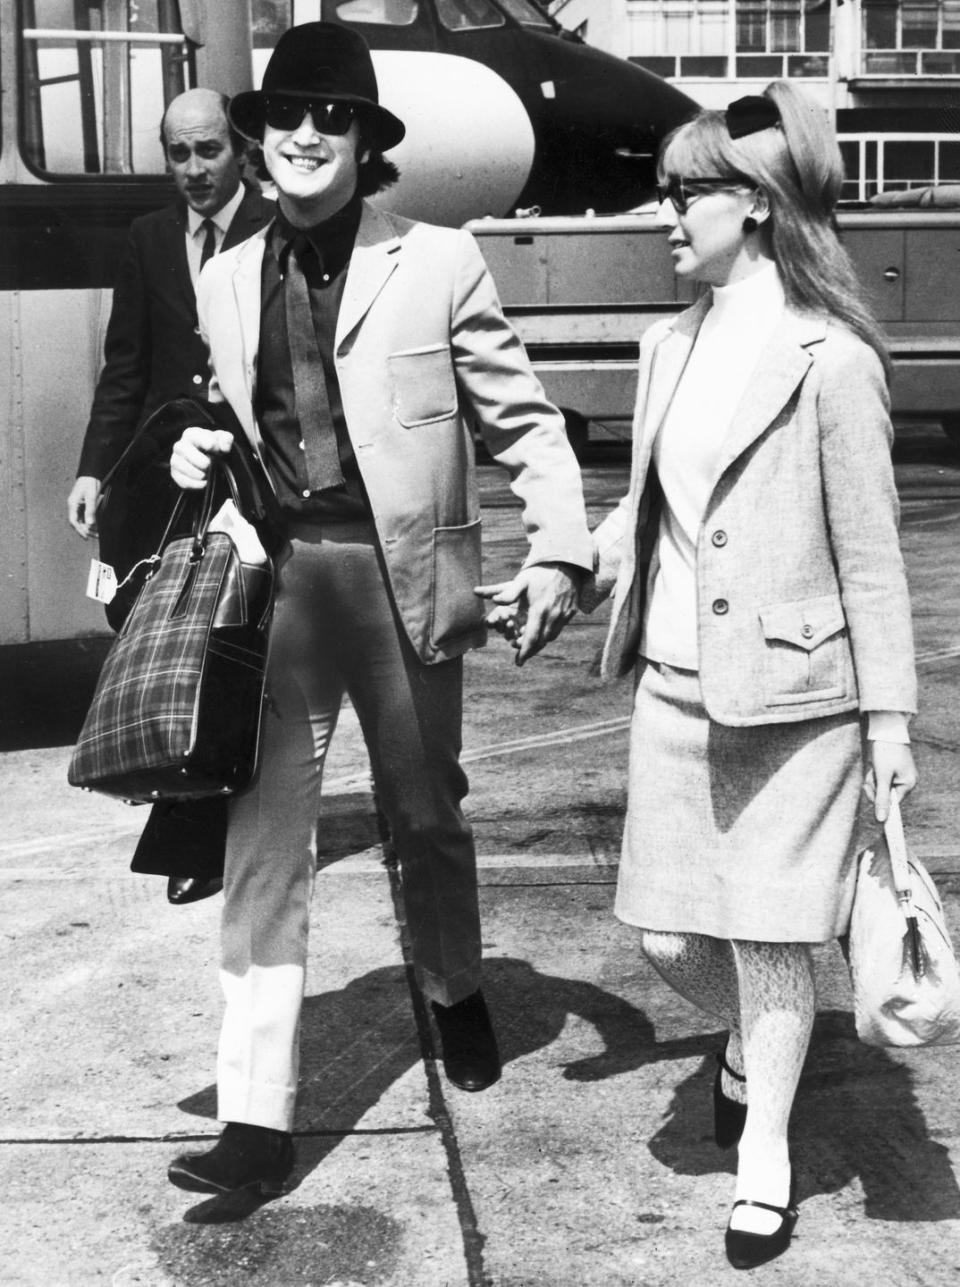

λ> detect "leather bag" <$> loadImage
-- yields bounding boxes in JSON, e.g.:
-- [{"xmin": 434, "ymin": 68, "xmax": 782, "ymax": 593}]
[
  {"xmin": 95, "ymin": 395, "xmax": 284, "ymax": 629},
  {"xmin": 69, "ymin": 459, "xmax": 275, "ymax": 803},
  {"xmin": 847, "ymin": 795, "xmax": 960, "ymax": 1047}
]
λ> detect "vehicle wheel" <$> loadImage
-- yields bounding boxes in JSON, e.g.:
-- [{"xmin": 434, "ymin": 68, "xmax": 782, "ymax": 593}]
[
  {"xmin": 561, "ymin": 409, "xmax": 589, "ymax": 461},
  {"xmin": 941, "ymin": 414, "xmax": 960, "ymax": 451}
]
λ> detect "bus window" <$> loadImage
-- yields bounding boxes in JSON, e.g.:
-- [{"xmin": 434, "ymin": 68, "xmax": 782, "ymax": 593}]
[
  {"xmin": 436, "ymin": 0, "xmax": 506, "ymax": 30},
  {"xmin": 21, "ymin": 0, "xmax": 192, "ymax": 176},
  {"xmin": 335, "ymin": 0, "xmax": 419, "ymax": 24}
]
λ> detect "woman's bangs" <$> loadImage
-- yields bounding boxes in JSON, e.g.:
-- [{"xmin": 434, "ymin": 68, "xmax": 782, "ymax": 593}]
[{"xmin": 661, "ymin": 114, "xmax": 740, "ymax": 181}]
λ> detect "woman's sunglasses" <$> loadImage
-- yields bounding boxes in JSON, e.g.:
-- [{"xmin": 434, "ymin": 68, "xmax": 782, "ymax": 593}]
[
  {"xmin": 656, "ymin": 176, "xmax": 752, "ymax": 215},
  {"xmin": 264, "ymin": 97, "xmax": 357, "ymax": 135}
]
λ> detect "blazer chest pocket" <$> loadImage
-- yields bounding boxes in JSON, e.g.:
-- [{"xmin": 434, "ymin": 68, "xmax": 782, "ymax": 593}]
[
  {"xmin": 388, "ymin": 345, "xmax": 457, "ymax": 427},
  {"xmin": 759, "ymin": 594, "xmax": 848, "ymax": 707}
]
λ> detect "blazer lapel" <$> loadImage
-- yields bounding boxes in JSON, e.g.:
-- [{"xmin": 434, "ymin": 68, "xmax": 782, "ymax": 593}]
[
  {"xmin": 223, "ymin": 184, "xmax": 272, "ymax": 252},
  {"xmin": 228, "ymin": 230, "xmax": 269, "ymax": 431},
  {"xmin": 170, "ymin": 203, "xmax": 196, "ymax": 309},
  {"xmin": 640, "ymin": 297, "xmax": 710, "ymax": 458},
  {"xmin": 712, "ymin": 312, "xmax": 826, "ymax": 484},
  {"xmin": 335, "ymin": 202, "xmax": 401, "ymax": 350}
]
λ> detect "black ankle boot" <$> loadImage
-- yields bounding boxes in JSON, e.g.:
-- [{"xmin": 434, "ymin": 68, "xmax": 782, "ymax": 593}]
[
  {"xmin": 431, "ymin": 989, "xmax": 501, "ymax": 1092},
  {"xmin": 168, "ymin": 1122, "xmax": 295, "ymax": 1196}
]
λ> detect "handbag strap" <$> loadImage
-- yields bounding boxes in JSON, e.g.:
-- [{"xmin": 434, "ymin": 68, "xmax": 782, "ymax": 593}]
[{"xmin": 884, "ymin": 795, "xmax": 913, "ymax": 903}]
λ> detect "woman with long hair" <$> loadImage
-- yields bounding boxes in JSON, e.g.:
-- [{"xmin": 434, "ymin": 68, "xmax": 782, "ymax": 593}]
[{"xmin": 586, "ymin": 82, "xmax": 917, "ymax": 1268}]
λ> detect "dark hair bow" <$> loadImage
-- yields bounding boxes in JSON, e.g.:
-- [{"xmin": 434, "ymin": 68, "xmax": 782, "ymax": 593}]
[{"xmin": 726, "ymin": 95, "xmax": 781, "ymax": 139}]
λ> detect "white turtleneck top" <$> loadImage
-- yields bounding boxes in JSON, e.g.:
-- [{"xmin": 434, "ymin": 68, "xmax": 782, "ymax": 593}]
[{"xmin": 639, "ymin": 262, "xmax": 908, "ymax": 743}]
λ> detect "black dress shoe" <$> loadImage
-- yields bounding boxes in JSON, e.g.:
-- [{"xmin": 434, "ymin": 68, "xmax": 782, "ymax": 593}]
[
  {"xmin": 167, "ymin": 874, "xmax": 224, "ymax": 905},
  {"xmin": 168, "ymin": 1122, "xmax": 294, "ymax": 1196},
  {"xmin": 431, "ymin": 989, "xmax": 501, "ymax": 1092},
  {"xmin": 714, "ymin": 1042, "xmax": 747, "ymax": 1150},
  {"xmin": 725, "ymin": 1174, "xmax": 798, "ymax": 1270}
]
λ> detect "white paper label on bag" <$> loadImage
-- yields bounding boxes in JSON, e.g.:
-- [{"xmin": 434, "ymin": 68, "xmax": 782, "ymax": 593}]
[{"xmin": 86, "ymin": 559, "xmax": 117, "ymax": 604}]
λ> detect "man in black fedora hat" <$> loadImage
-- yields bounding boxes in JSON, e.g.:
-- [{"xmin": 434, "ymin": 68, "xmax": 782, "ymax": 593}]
[{"xmin": 166, "ymin": 21, "xmax": 592, "ymax": 1198}]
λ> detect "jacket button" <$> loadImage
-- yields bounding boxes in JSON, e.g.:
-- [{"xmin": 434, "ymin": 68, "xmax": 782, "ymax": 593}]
[
  {"xmin": 711, "ymin": 530, "xmax": 727, "ymax": 547},
  {"xmin": 801, "ymin": 623, "xmax": 814, "ymax": 639},
  {"xmin": 712, "ymin": 598, "xmax": 729, "ymax": 616},
  {"xmin": 192, "ymin": 374, "xmax": 203, "ymax": 385}
]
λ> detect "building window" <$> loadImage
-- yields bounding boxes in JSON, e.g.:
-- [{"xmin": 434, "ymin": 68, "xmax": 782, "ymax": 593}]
[
  {"xmin": 627, "ymin": 0, "xmax": 830, "ymax": 78},
  {"xmin": 627, "ymin": 0, "xmax": 731, "ymax": 77},
  {"xmin": 862, "ymin": 0, "xmax": 960, "ymax": 73},
  {"xmin": 840, "ymin": 135, "xmax": 958, "ymax": 198}
]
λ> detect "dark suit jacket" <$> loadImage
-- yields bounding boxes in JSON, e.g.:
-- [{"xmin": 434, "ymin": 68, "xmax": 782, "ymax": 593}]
[{"xmin": 77, "ymin": 182, "xmax": 273, "ymax": 479}]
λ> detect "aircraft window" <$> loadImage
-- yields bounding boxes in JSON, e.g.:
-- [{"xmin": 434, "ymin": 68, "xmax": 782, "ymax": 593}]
[
  {"xmin": 436, "ymin": 0, "xmax": 506, "ymax": 30},
  {"xmin": 335, "ymin": 0, "xmax": 419, "ymax": 25},
  {"xmin": 495, "ymin": 0, "xmax": 554, "ymax": 29},
  {"xmin": 20, "ymin": 0, "xmax": 191, "ymax": 176}
]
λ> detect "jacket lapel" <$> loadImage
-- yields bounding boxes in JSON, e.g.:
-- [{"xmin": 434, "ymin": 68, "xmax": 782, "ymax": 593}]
[
  {"xmin": 712, "ymin": 311, "xmax": 826, "ymax": 484},
  {"xmin": 639, "ymin": 297, "xmax": 709, "ymax": 458},
  {"xmin": 335, "ymin": 202, "xmax": 401, "ymax": 350},
  {"xmin": 170, "ymin": 203, "xmax": 196, "ymax": 309},
  {"xmin": 223, "ymin": 184, "xmax": 272, "ymax": 252},
  {"xmin": 228, "ymin": 229, "xmax": 270, "ymax": 433}
]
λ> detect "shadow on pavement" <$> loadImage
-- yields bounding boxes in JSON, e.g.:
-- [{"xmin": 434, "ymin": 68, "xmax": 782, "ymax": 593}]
[
  {"xmin": 170, "ymin": 962, "xmax": 957, "ymax": 1229},
  {"xmin": 648, "ymin": 1008, "xmax": 960, "ymax": 1223}
]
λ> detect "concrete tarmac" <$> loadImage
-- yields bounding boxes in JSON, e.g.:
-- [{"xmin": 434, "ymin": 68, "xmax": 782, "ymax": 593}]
[{"xmin": 3, "ymin": 428, "xmax": 960, "ymax": 1285}]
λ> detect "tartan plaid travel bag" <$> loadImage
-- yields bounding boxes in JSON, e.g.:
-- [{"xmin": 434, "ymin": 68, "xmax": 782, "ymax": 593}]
[{"xmin": 68, "ymin": 459, "xmax": 275, "ymax": 802}]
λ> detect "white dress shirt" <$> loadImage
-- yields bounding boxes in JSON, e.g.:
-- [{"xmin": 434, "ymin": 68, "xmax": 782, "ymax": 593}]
[{"xmin": 186, "ymin": 184, "xmax": 245, "ymax": 288}]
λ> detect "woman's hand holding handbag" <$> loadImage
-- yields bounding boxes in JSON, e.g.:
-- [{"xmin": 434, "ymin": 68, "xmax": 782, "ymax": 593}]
[{"xmin": 847, "ymin": 794, "xmax": 960, "ymax": 1047}]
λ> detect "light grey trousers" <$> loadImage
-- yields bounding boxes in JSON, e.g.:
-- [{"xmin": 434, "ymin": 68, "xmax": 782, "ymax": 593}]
[{"xmin": 217, "ymin": 521, "xmax": 482, "ymax": 1131}]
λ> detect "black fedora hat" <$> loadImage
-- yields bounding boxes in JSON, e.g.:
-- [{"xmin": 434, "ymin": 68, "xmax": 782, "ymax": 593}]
[{"xmin": 229, "ymin": 22, "xmax": 405, "ymax": 151}]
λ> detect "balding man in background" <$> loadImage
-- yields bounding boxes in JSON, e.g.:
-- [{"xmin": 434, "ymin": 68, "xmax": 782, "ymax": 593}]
[{"xmin": 67, "ymin": 88, "xmax": 273, "ymax": 905}]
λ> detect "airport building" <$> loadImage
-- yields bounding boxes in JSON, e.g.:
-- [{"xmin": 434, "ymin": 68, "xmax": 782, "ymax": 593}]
[{"xmin": 550, "ymin": 0, "xmax": 960, "ymax": 197}]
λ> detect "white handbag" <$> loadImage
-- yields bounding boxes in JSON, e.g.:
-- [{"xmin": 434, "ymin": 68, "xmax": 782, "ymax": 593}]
[{"xmin": 847, "ymin": 795, "xmax": 960, "ymax": 1047}]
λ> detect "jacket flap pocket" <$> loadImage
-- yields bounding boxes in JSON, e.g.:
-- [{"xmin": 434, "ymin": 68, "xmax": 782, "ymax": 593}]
[
  {"xmin": 388, "ymin": 344, "xmax": 457, "ymax": 427},
  {"xmin": 759, "ymin": 595, "xmax": 846, "ymax": 652}
]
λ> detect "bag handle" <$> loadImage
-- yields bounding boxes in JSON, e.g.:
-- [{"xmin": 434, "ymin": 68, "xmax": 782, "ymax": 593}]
[
  {"xmin": 189, "ymin": 457, "xmax": 245, "ymax": 563},
  {"xmin": 884, "ymin": 793, "xmax": 925, "ymax": 978}
]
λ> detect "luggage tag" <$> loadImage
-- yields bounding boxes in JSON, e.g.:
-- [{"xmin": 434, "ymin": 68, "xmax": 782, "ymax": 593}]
[{"xmin": 86, "ymin": 559, "xmax": 117, "ymax": 605}]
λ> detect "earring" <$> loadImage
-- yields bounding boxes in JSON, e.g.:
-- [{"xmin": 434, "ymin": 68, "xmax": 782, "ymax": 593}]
[{"xmin": 742, "ymin": 216, "xmax": 759, "ymax": 233}]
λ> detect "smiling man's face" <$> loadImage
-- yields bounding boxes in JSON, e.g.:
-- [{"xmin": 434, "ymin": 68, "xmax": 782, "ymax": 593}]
[{"xmin": 263, "ymin": 106, "xmax": 368, "ymax": 227}]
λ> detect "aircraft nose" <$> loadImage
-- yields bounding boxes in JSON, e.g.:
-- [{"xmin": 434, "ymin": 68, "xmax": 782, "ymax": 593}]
[{"xmin": 513, "ymin": 37, "xmax": 698, "ymax": 215}]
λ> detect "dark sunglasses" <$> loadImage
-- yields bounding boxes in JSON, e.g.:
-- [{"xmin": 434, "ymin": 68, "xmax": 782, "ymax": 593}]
[
  {"xmin": 656, "ymin": 176, "xmax": 752, "ymax": 215},
  {"xmin": 264, "ymin": 97, "xmax": 357, "ymax": 135}
]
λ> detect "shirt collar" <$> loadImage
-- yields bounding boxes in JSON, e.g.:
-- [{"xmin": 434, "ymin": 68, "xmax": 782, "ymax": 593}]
[
  {"xmin": 186, "ymin": 182, "xmax": 245, "ymax": 238},
  {"xmin": 272, "ymin": 195, "xmax": 363, "ymax": 275}
]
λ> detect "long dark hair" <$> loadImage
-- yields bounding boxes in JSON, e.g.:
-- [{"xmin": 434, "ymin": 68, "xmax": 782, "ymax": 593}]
[{"xmin": 660, "ymin": 81, "xmax": 890, "ymax": 379}]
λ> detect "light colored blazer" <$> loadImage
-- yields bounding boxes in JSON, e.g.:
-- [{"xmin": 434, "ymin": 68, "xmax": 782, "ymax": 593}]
[
  {"xmin": 588, "ymin": 296, "xmax": 917, "ymax": 726},
  {"xmin": 196, "ymin": 201, "xmax": 593, "ymax": 664}
]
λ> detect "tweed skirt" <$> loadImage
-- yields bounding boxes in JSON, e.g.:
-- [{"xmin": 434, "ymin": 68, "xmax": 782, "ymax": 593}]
[{"xmin": 614, "ymin": 660, "xmax": 865, "ymax": 942}]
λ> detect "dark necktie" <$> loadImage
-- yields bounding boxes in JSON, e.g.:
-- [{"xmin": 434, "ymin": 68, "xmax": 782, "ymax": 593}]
[
  {"xmin": 283, "ymin": 234, "xmax": 344, "ymax": 493},
  {"xmin": 199, "ymin": 218, "xmax": 217, "ymax": 272}
]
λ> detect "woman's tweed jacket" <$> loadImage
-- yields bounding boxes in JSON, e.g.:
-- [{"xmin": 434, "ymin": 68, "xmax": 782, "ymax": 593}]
[{"xmin": 588, "ymin": 296, "xmax": 917, "ymax": 727}]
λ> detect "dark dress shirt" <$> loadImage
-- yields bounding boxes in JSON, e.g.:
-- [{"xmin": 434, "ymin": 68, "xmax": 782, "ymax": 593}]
[{"xmin": 256, "ymin": 196, "xmax": 370, "ymax": 522}]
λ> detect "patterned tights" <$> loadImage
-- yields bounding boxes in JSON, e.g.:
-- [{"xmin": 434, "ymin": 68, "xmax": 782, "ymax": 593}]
[{"xmin": 641, "ymin": 930, "xmax": 815, "ymax": 1229}]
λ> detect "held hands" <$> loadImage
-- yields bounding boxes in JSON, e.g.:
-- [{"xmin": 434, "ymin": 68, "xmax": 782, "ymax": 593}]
[
  {"xmin": 863, "ymin": 740, "xmax": 918, "ymax": 823},
  {"xmin": 67, "ymin": 476, "xmax": 100, "ymax": 538},
  {"xmin": 170, "ymin": 426, "xmax": 234, "ymax": 490},
  {"xmin": 475, "ymin": 562, "xmax": 581, "ymax": 666}
]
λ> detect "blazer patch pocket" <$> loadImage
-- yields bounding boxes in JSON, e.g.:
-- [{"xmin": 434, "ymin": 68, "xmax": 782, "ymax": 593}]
[
  {"xmin": 431, "ymin": 520, "xmax": 484, "ymax": 649},
  {"xmin": 759, "ymin": 594, "xmax": 848, "ymax": 707},
  {"xmin": 388, "ymin": 345, "xmax": 457, "ymax": 427}
]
